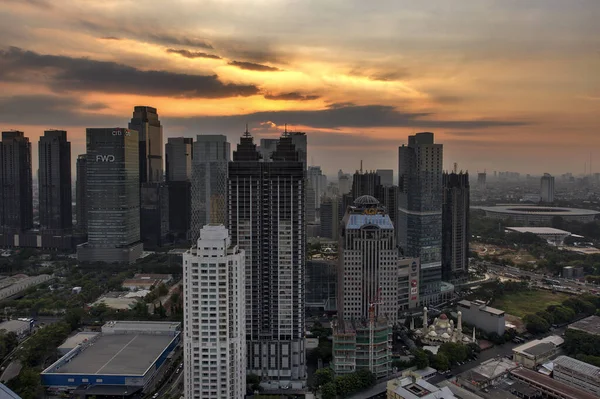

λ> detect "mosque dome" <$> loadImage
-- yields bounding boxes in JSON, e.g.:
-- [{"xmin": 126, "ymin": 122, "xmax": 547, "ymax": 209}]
[{"xmin": 428, "ymin": 331, "xmax": 438, "ymax": 337}]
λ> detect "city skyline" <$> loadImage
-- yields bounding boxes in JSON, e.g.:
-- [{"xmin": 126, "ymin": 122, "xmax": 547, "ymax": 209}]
[{"xmin": 1, "ymin": 1, "xmax": 598, "ymax": 175}]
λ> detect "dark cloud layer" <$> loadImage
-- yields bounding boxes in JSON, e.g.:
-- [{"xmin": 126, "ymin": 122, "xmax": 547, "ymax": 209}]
[
  {"xmin": 148, "ymin": 34, "xmax": 213, "ymax": 49},
  {"xmin": 169, "ymin": 104, "xmax": 529, "ymax": 131},
  {"xmin": 228, "ymin": 61, "xmax": 280, "ymax": 72},
  {"xmin": 0, "ymin": 47, "xmax": 259, "ymax": 98},
  {"xmin": 166, "ymin": 49, "xmax": 222, "ymax": 60},
  {"xmin": 264, "ymin": 92, "xmax": 320, "ymax": 101}
]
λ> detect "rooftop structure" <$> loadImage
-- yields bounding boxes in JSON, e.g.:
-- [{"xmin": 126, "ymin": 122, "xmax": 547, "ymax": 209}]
[
  {"xmin": 478, "ymin": 205, "xmax": 599, "ymax": 226},
  {"xmin": 57, "ymin": 332, "xmax": 99, "ymax": 355},
  {"xmin": 457, "ymin": 299, "xmax": 506, "ymax": 336},
  {"xmin": 512, "ymin": 336, "xmax": 564, "ymax": 369},
  {"xmin": 458, "ymin": 358, "xmax": 517, "ymax": 390},
  {"xmin": 568, "ymin": 315, "xmax": 600, "ymax": 336},
  {"xmin": 387, "ymin": 375, "xmax": 457, "ymax": 399},
  {"xmin": 553, "ymin": 355, "xmax": 600, "ymax": 396},
  {"xmin": 511, "ymin": 367, "xmax": 598, "ymax": 399},
  {"xmin": 41, "ymin": 321, "xmax": 180, "ymax": 392},
  {"xmin": 0, "ymin": 319, "xmax": 31, "ymax": 337},
  {"xmin": 505, "ymin": 227, "xmax": 571, "ymax": 246}
]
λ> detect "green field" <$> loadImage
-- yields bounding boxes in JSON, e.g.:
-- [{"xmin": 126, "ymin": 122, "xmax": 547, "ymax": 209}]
[{"xmin": 492, "ymin": 289, "xmax": 571, "ymax": 318}]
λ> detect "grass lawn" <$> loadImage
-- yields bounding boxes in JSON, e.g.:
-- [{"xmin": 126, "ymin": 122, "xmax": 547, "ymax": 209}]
[{"xmin": 492, "ymin": 289, "xmax": 571, "ymax": 318}]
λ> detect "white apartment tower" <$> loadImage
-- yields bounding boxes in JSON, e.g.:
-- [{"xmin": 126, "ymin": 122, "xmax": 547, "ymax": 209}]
[
  {"xmin": 183, "ymin": 225, "xmax": 246, "ymax": 399},
  {"xmin": 540, "ymin": 173, "xmax": 555, "ymax": 203}
]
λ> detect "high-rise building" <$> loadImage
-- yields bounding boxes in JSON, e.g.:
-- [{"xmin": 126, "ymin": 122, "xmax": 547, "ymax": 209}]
[
  {"xmin": 165, "ymin": 137, "xmax": 193, "ymax": 240},
  {"xmin": 75, "ymin": 154, "xmax": 87, "ymax": 232},
  {"xmin": 352, "ymin": 170, "xmax": 381, "ymax": 199},
  {"xmin": 128, "ymin": 106, "xmax": 163, "ymax": 183},
  {"xmin": 183, "ymin": 224, "xmax": 246, "ymax": 399},
  {"xmin": 0, "ymin": 131, "xmax": 32, "ymax": 232},
  {"xmin": 540, "ymin": 173, "xmax": 555, "ymax": 203},
  {"xmin": 165, "ymin": 137, "xmax": 193, "ymax": 182},
  {"xmin": 258, "ymin": 138, "xmax": 279, "ymax": 161},
  {"xmin": 140, "ymin": 182, "xmax": 170, "ymax": 248},
  {"xmin": 477, "ymin": 172, "xmax": 487, "ymax": 190},
  {"xmin": 442, "ymin": 172, "xmax": 470, "ymax": 284},
  {"xmin": 398, "ymin": 132, "xmax": 444, "ymax": 305},
  {"xmin": 289, "ymin": 131, "xmax": 307, "ymax": 168},
  {"xmin": 77, "ymin": 128, "xmax": 143, "ymax": 263},
  {"xmin": 190, "ymin": 135, "xmax": 230, "ymax": 242},
  {"xmin": 308, "ymin": 166, "xmax": 327, "ymax": 209},
  {"xmin": 229, "ymin": 131, "xmax": 306, "ymax": 387},
  {"xmin": 319, "ymin": 196, "xmax": 343, "ymax": 239},
  {"xmin": 376, "ymin": 169, "xmax": 394, "ymax": 187},
  {"xmin": 332, "ymin": 196, "xmax": 396, "ymax": 378},
  {"xmin": 38, "ymin": 130, "xmax": 72, "ymax": 232}
]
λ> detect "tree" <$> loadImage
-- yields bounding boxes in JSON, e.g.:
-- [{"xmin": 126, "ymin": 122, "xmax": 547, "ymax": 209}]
[
  {"xmin": 246, "ymin": 373, "xmax": 262, "ymax": 394},
  {"xmin": 439, "ymin": 342, "xmax": 467, "ymax": 364},
  {"xmin": 412, "ymin": 349, "xmax": 429, "ymax": 369},
  {"xmin": 65, "ymin": 308, "xmax": 86, "ymax": 330},
  {"xmin": 355, "ymin": 369, "xmax": 376, "ymax": 388},
  {"xmin": 314, "ymin": 368, "xmax": 334, "ymax": 388},
  {"xmin": 431, "ymin": 353, "xmax": 450, "ymax": 371},
  {"xmin": 321, "ymin": 382, "xmax": 337, "ymax": 399},
  {"xmin": 523, "ymin": 314, "xmax": 550, "ymax": 334},
  {"xmin": 8, "ymin": 367, "xmax": 42, "ymax": 399},
  {"xmin": 536, "ymin": 310, "xmax": 554, "ymax": 326}
]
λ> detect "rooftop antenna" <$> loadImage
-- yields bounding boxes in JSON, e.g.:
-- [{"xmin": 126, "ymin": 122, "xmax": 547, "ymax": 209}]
[
  {"xmin": 360, "ymin": 160, "xmax": 363, "ymax": 174},
  {"xmin": 453, "ymin": 162, "xmax": 458, "ymax": 174},
  {"xmin": 243, "ymin": 123, "xmax": 251, "ymax": 137}
]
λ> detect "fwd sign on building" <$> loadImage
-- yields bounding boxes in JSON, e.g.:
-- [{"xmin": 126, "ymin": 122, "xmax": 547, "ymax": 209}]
[{"xmin": 96, "ymin": 154, "xmax": 115, "ymax": 162}]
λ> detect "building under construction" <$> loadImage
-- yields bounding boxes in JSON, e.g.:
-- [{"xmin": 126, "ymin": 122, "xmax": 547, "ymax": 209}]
[{"xmin": 331, "ymin": 317, "xmax": 392, "ymax": 378}]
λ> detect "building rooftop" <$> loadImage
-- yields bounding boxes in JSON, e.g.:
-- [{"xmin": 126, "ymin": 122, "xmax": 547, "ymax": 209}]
[
  {"xmin": 554, "ymin": 355, "xmax": 600, "ymax": 379},
  {"xmin": 511, "ymin": 367, "xmax": 598, "ymax": 399},
  {"xmin": 48, "ymin": 333, "xmax": 175, "ymax": 376},
  {"xmin": 346, "ymin": 214, "xmax": 394, "ymax": 230},
  {"xmin": 568, "ymin": 315, "xmax": 600, "ymax": 336},
  {"xmin": 0, "ymin": 383, "xmax": 21, "ymax": 399},
  {"xmin": 58, "ymin": 332, "xmax": 99, "ymax": 352},
  {"xmin": 505, "ymin": 227, "xmax": 571, "ymax": 235},
  {"xmin": 388, "ymin": 377, "xmax": 456, "ymax": 399},
  {"xmin": 464, "ymin": 358, "xmax": 517, "ymax": 381},
  {"xmin": 513, "ymin": 336, "xmax": 563, "ymax": 356},
  {"xmin": 101, "ymin": 320, "xmax": 180, "ymax": 334},
  {"xmin": 457, "ymin": 300, "xmax": 505, "ymax": 316},
  {"xmin": 0, "ymin": 320, "xmax": 30, "ymax": 334}
]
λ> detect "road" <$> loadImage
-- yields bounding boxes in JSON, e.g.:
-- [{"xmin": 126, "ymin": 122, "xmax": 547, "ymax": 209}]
[{"xmin": 146, "ymin": 346, "xmax": 183, "ymax": 399}]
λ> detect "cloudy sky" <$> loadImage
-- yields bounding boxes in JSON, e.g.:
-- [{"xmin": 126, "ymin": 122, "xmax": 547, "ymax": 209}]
[{"xmin": 1, "ymin": 0, "xmax": 599, "ymax": 177}]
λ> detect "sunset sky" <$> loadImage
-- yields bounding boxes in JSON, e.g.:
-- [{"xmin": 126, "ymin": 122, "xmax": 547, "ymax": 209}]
[{"xmin": 1, "ymin": 0, "xmax": 598, "ymax": 177}]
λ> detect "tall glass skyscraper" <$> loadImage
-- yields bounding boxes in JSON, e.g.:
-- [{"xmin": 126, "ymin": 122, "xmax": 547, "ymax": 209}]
[
  {"xmin": 442, "ymin": 172, "xmax": 470, "ymax": 284},
  {"xmin": 77, "ymin": 128, "xmax": 143, "ymax": 263},
  {"xmin": 39, "ymin": 130, "xmax": 72, "ymax": 232},
  {"xmin": 75, "ymin": 154, "xmax": 87, "ymax": 232},
  {"xmin": 229, "ymin": 131, "xmax": 306, "ymax": 387},
  {"xmin": 398, "ymin": 132, "xmax": 444, "ymax": 305},
  {"xmin": 0, "ymin": 131, "xmax": 32, "ymax": 233},
  {"xmin": 128, "ymin": 106, "xmax": 164, "ymax": 183},
  {"xmin": 190, "ymin": 135, "xmax": 230, "ymax": 242}
]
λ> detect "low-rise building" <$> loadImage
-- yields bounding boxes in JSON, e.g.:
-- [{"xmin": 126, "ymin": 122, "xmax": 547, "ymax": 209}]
[
  {"xmin": 0, "ymin": 319, "xmax": 32, "ymax": 338},
  {"xmin": 553, "ymin": 355, "xmax": 600, "ymax": 396},
  {"xmin": 458, "ymin": 358, "xmax": 517, "ymax": 390},
  {"xmin": 505, "ymin": 227, "xmax": 571, "ymax": 246},
  {"xmin": 512, "ymin": 336, "xmax": 563, "ymax": 369},
  {"xmin": 511, "ymin": 367, "xmax": 597, "ymax": 399},
  {"xmin": 387, "ymin": 374, "xmax": 457, "ymax": 399},
  {"xmin": 457, "ymin": 299, "xmax": 505, "ymax": 336},
  {"xmin": 562, "ymin": 266, "xmax": 584, "ymax": 279},
  {"xmin": 567, "ymin": 315, "xmax": 600, "ymax": 337}
]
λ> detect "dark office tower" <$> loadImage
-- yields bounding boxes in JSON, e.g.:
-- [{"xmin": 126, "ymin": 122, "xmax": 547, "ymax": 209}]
[
  {"xmin": 140, "ymin": 182, "xmax": 169, "ymax": 248},
  {"xmin": 351, "ymin": 170, "xmax": 382, "ymax": 199},
  {"xmin": 75, "ymin": 154, "xmax": 87, "ymax": 232},
  {"xmin": 319, "ymin": 196, "xmax": 343, "ymax": 239},
  {"xmin": 190, "ymin": 135, "xmax": 230, "ymax": 242},
  {"xmin": 477, "ymin": 172, "xmax": 486, "ymax": 190},
  {"xmin": 128, "ymin": 106, "xmax": 163, "ymax": 183},
  {"xmin": 380, "ymin": 185, "xmax": 399, "ymax": 229},
  {"xmin": 0, "ymin": 131, "xmax": 33, "ymax": 232},
  {"xmin": 165, "ymin": 138, "xmax": 193, "ymax": 241},
  {"xmin": 289, "ymin": 131, "xmax": 307, "ymax": 168},
  {"xmin": 398, "ymin": 132, "xmax": 443, "ymax": 305},
  {"xmin": 38, "ymin": 130, "xmax": 72, "ymax": 232},
  {"xmin": 229, "ymin": 130, "xmax": 306, "ymax": 386},
  {"xmin": 376, "ymin": 169, "xmax": 394, "ymax": 187},
  {"xmin": 77, "ymin": 128, "xmax": 143, "ymax": 263},
  {"xmin": 165, "ymin": 137, "xmax": 193, "ymax": 182},
  {"xmin": 442, "ymin": 172, "xmax": 470, "ymax": 284}
]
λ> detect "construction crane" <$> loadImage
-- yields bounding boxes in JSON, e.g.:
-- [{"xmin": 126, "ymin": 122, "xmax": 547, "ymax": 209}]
[{"xmin": 368, "ymin": 287, "xmax": 383, "ymax": 373}]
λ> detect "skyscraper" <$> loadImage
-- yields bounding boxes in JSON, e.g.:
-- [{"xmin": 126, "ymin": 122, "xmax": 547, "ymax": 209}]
[
  {"xmin": 77, "ymin": 128, "xmax": 143, "ymax": 263},
  {"xmin": 140, "ymin": 182, "xmax": 169, "ymax": 248},
  {"xmin": 165, "ymin": 137, "xmax": 193, "ymax": 182},
  {"xmin": 75, "ymin": 154, "xmax": 87, "ymax": 232},
  {"xmin": 258, "ymin": 138, "xmax": 279, "ymax": 161},
  {"xmin": 442, "ymin": 172, "xmax": 470, "ymax": 284},
  {"xmin": 0, "ymin": 131, "xmax": 32, "ymax": 233},
  {"xmin": 128, "ymin": 106, "xmax": 163, "ymax": 183},
  {"xmin": 166, "ymin": 137, "xmax": 193, "ymax": 240},
  {"xmin": 540, "ymin": 173, "xmax": 555, "ymax": 203},
  {"xmin": 183, "ymin": 225, "xmax": 246, "ymax": 399},
  {"xmin": 477, "ymin": 172, "xmax": 487, "ymax": 190},
  {"xmin": 398, "ymin": 132, "xmax": 444, "ymax": 305},
  {"xmin": 38, "ymin": 130, "xmax": 72, "ymax": 232},
  {"xmin": 376, "ymin": 169, "xmax": 394, "ymax": 187},
  {"xmin": 229, "ymin": 130, "xmax": 306, "ymax": 387},
  {"xmin": 319, "ymin": 196, "xmax": 343, "ymax": 239},
  {"xmin": 308, "ymin": 165, "xmax": 327, "ymax": 212},
  {"xmin": 352, "ymin": 170, "xmax": 382, "ymax": 199},
  {"xmin": 190, "ymin": 135, "xmax": 230, "ymax": 242}
]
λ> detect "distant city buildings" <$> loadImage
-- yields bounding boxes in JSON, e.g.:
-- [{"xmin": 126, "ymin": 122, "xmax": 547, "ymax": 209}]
[
  {"xmin": 540, "ymin": 173, "xmax": 555, "ymax": 202},
  {"xmin": 229, "ymin": 130, "xmax": 306, "ymax": 388},
  {"xmin": 183, "ymin": 225, "xmax": 246, "ymax": 399},
  {"xmin": 319, "ymin": 196, "xmax": 343, "ymax": 239},
  {"xmin": 165, "ymin": 137, "xmax": 193, "ymax": 182},
  {"xmin": 75, "ymin": 154, "xmax": 87, "ymax": 232},
  {"xmin": 77, "ymin": 128, "xmax": 143, "ymax": 263},
  {"xmin": 398, "ymin": 132, "xmax": 444, "ymax": 305},
  {"xmin": 190, "ymin": 135, "xmax": 230, "ymax": 242},
  {"xmin": 477, "ymin": 171, "xmax": 487, "ymax": 190},
  {"xmin": 129, "ymin": 106, "xmax": 163, "ymax": 183},
  {"xmin": 442, "ymin": 172, "xmax": 470, "ymax": 284}
]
